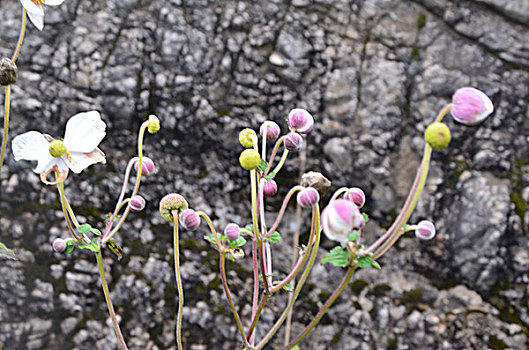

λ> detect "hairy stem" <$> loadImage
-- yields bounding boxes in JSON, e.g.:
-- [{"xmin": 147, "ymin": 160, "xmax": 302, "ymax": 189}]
[
  {"xmin": 12, "ymin": 8, "xmax": 27, "ymax": 63},
  {"xmin": 172, "ymin": 211, "xmax": 184, "ymax": 350}
]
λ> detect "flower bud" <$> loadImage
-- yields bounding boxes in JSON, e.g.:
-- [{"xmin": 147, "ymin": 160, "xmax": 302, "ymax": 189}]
[
  {"xmin": 260, "ymin": 121, "xmax": 280, "ymax": 140},
  {"xmin": 284, "ymin": 132, "xmax": 303, "ymax": 152},
  {"xmin": 224, "ymin": 223, "xmax": 241, "ymax": 241},
  {"xmin": 134, "ymin": 157, "xmax": 155, "ymax": 176},
  {"xmin": 129, "ymin": 195, "xmax": 146, "ymax": 212},
  {"xmin": 415, "ymin": 220, "xmax": 436, "ymax": 240},
  {"xmin": 49, "ymin": 140, "xmax": 66, "ymax": 158},
  {"xmin": 239, "ymin": 128, "xmax": 257, "ymax": 148},
  {"xmin": 287, "ymin": 108, "xmax": 314, "ymax": 134},
  {"xmin": 300, "ymin": 171, "xmax": 331, "ymax": 197},
  {"xmin": 179, "ymin": 209, "xmax": 201, "ymax": 231},
  {"xmin": 159, "ymin": 193, "xmax": 189, "ymax": 223},
  {"xmin": 52, "ymin": 238, "xmax": 67, "ymax": 253},
  {"xmin": 239, "ymin": 149, "xmax": 261, "ymax": 170},
  {"xmin": 147, "ymin": 114, "xmax": 160, "ymax": 134},
  {"xmin": 0, "ymin": 57, "xmax": 17, "ymax": 86},
  {"xmin": 451, "ymin": 87, "xmax": 494, "ymax": 125},
  {"xmin": 296, "ymin": 187, "xmax": 320, "ymax": 208},
  {"xmin": 424, "ymin": 122, "xmax": 451, "ymax": 150},
  {"xmin": 344, "ymin": 187, "xmax": 365, "ymax": 208},
  {"xmin": 321, "ymin": 199, "xmax": 364, "ymax": 243},
  {"xmin": 263, "ymin": 179, "xmax": 278, "ymax": 196}
]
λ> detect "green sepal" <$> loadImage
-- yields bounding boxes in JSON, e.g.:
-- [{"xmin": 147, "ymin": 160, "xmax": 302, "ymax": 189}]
[
  {"xmin": 64, "ymin": 240, "xmax": 75, "ymax": 254},
  {"xmin": 78, "ymin": 238, "xmax": 101, "ymax": 253},
  {"xmin": 245, "ymin": 224, "xmax": 254, "ymax": 232},
  {"xmin": 229, "ymin": 236, "xmax": 247, "ymax": 248},
  {"xmin": 258, "ymin": 159, "xmax": 268, "ymax": 171},
  {"xmin": 264, "ymin": 172, "xmax": 276, "ymax": 179},
  {"xmin": 107, "ymin": 239, "xmax": 123, "ymax": 260},
  {"xmin": 348, "ymin": 231, "xmax": 359, "ymax": 241},
  {"xmin": 0, "ymin": 242, "xmax": 16, "ymax": 260},
  {"xmin": 269, "ymin": 231, "xmax": 281, "ymax": 243},
  {"xmin": 77, "ymin": 224, "xmax": 92, "ymax": 234},
  {"xmin": 321, "ymin": 246, "xmax": 350, "ymax": 267}
]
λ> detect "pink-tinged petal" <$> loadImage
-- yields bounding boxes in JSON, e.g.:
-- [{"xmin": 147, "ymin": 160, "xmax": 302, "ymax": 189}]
[
  {"xmin": 332, "ymin": 199, "xmax": 357, "ymax": 225},
  {"xmin": 321, "ymin": 206, "xmax": 349, "ymax": 243},
  {"xmin": 451, "ymin": 87, "xmax": 494, "ymax": 125},
  {"xmin": 40, "ymin": 159, "xmax": 69, "ymax": 185},
  {"xmin": 43, "ymin": 0, "xmax": 65, "ymax": 5},
  {"xmin": 64, "ymin": 148, "xmax": 106, "ymax": 174},
  {"xmin": 63, "ymin": 111, "xmax": 106, "ymax": 152},
  {"xmin": 12, "ymin": 131, "xmax": 50, "ymax": 162}
]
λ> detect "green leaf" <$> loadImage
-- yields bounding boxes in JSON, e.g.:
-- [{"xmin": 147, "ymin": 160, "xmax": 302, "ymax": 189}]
[
  {"xmin": 292, "ymin": 346, "xmax": 300, "ymax": 350},
  {"xmin": 91, "ymin": 228, "xmax": 102, "ymax": 236},
  {"xmin": 357, "ymin": 254, "xmax": 381, "ymax": 270},
  {"xmin": 264, "ymin": 172, "xmax": 276, "ymax": 179},
  {"xmin": 245, "ymin": 224, "xmax": 254, "ymax": 232},
  {"xmin": 78, "ymin": 238, "xmax": 101, "ymax": 253},
  {"xmin": 349, "ymin": 231, "xmax": 359, "ymax": 241},
  {"xmin": 258, "ymin": 159, "xmax": 268, "ymax": 171},
  {"xmin": 204, "ymin": 233, "xmax": 217, "ymax": 244},
  {"xmin": 64, "ymin": 240, "xmax": 75, "ymax": 254},
  {"xmin": 321, "ymin": 247, "xmax": 350, "ymax": 267},
  {"xmin": 269, "ymin": 231, "xmax": 281, "ymax": 243},
  {"xmin": 283, "ymin": 283, "xmax": 294, "ymax": 292},
  {"xmin": 362, "ymin": 213, "xmax": 369, "ymax": 224},
  {"xmin": 0, "ymin": 242, "xmax": 16, "ymax": 260},
  {"xmin": 107, "ymin": 239, "xmax": 123, "ymax": 260},
  {"xmin": 229, "ymin": 236, "xmax": 247, "ymax": 248},
  {"xmin": 77, "ymin": 224, "xmax": 92, "ymax": 234}
]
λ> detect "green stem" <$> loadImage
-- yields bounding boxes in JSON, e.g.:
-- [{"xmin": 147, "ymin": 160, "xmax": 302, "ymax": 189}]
[
  {"xmin": 0, "ymin": 86, "xmax": 11, "ymax": 176},
  {"xmin": 172, "ymin": 210, "xmax": 184, "ymax": 350},
  {"xmin": 56, "ymin": 180, "xmax": 79, "ymax": 241},
  {"xmin": 264, "ymin": 136, "xmax": 285, "ymax": 175},
  {"xmin": 12, "ymin": 8, "xmax": 27, "ymax": 63},
  {"xmin": 96, "ymin": 251, "xmax": 128, "ymax": 350}
]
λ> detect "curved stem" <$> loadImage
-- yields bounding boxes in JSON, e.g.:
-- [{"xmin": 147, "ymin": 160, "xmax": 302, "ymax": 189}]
[
  {"xmin": 264, "ymin": 136, "xmax": 285, "ymax": 175},
  {"xmin": 283, "ymin": 266, "xmax": 356, "ymax": 349},
  {"xmin": 56, "ymin": 180, "xmax": 79, "ymax": 240},
  {"xmin": 12, "ymin": 8, "xmax": 27, "ymax": 63},
  {"xmin": 330, "ymin": 187, "xmax": 350, "ymax": 201},
  {"xmin": 96, "ymin": 251, "xmax": 128, "ymax": 350},
  {"xmin": 266, "ymin": 186, "xmax": 304, "ymax": 236},
  {"xmin": 271, "ymin": 149, "xmax": 289, "ymax": 175},
  {"xmin": 250, "ymin": 240, "xmax": 259, "ymax": 346},
  {"xmin": 435, "ymin": 103, "xmax": 453, "ymax": 123},
  {"xmin": 172, "ymin": 210, "xmax": 184, "ymax": 350},
  {"xmin": 197, "ymin": 211, "xmax": 223, "ymax": 252},
  {"xmin": 0, "ymin": 86, "xmax": 11, "ymax": 176}
]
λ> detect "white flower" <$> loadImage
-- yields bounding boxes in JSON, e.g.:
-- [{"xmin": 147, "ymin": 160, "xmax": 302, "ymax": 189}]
[
  {"xmin": 19, "ymin": 0, "xmax": 65, "ymax": 31},
  {"xmin": 12, "ymin": 111, "xmax": 106, "ymax": 185}
]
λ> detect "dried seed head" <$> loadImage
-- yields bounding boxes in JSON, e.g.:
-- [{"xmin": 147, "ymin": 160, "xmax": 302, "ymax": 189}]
[
  {"xmin": 0, "ymin": 57, "xmax": 17, "ymax": 86},
  {"xmin": 300, "ymin": 171, "xmax": 331, "ymax": 197}
]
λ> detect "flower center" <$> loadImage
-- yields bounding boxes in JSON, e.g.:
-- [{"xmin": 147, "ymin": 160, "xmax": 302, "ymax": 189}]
[
  {"xmin": 31, "ymin": 0, "xmax": 45, "ymax": 5},
  {"xmin": 49, "ymin": 140, "xmax": 66, "ymax": 157}
]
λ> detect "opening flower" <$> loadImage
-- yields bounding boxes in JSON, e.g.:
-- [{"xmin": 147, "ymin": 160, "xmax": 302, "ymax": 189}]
[
  {"xmin": 12, "ymin": 111, "xmax": 106, "ymax": 185},
  {"xmin": 20, "ymin": 0, "xmax": 65, "ymax": 31},
  {"xmin": 451, "ymin": 87, "xmax": 494, "ymax": 125},
  {"xmin": 321, "ymin": 199, "xmax": 364, "ymax": 243}
]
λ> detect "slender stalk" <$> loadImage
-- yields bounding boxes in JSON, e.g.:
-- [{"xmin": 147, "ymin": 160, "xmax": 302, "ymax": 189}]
[
  {"xmin": 245, "ymin": 292, "xmax": 270, "ymax": 342},
  {"xmin": 197, "ymin": 211, "xmax": 223, "ymax": 251},
  {"xmin": 266, "ymin": 186, "xmax": 304, "ymax": 236},
  {"xmin": 284, "ymin": 204, "xmax": 302, "ymax": 346},
  {"xmin": 264, "ymin": 136, "xmax": 285, "ymax": 175},
  {"xmin": 171, "ymin": 210, "xmax": 184, "ymax": 350},
  {"xmin": 250, "ymin": 240, "xmax": 259, "ymax": 346},
  {"xmin": 435, "ymin": 103, "xmax": 453, "ymax": 123},
  {"xmin": 271, "ymin": 149, "xmax": 289, "ymax": 175},
  {"xmin": 56, "ymin": 180, "xmax": 79, "ymax": 240},
  {"xmin": 283, "ymin": 266, "xmax": 356, "ymax": 349},
  {"xmin": 330, "ymin": 187, "xmax": 350, "ymax": 201},
  {"xmin": 0, "ymin": 86, "xmax": 10, "ymax": 176},
  {"xmin": 96, "ymin": 251, "xmax": 128, "ymax": 350},
  {"xmin": 12, "ymin": 8, "xmax": 27, "ymax": 63}
]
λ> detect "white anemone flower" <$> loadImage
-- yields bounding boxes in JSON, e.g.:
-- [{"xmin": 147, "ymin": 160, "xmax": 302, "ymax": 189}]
[
  {"xmin": 12, "ymin": 111, "xmax": 106, "ymax": 185},
  {"xmin": 19, "ymin": 0, "xmax": 65, "ymax": 31}
]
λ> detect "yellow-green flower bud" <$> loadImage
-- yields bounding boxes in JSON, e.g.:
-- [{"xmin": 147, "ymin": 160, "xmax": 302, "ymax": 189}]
[
  {"xmin": 424, "ymin": 122, "xmax": 451, "ymax": 150},
  {"xmin": 49, "ymin": 140, "xmax": 66, "ymax": 157},
  {"xmin": 159, "ymin": 193, "xmax": 189, "ymax": 223},
  {"xmin": 239, "ymin": 128, "xmax": 257, "ymax": 148},
  {"xmin": 239, "ymin": 149, "xmax": 261, "ymax": 170},
  {"xmin": 147, "ymin": 115, "xmax": 160, "ymax": 134}
]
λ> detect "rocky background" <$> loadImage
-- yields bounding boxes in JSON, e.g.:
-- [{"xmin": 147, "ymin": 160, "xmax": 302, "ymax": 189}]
[{"xmin": 0, "ymin": 0, "xmax": 528, "ymax": 349}]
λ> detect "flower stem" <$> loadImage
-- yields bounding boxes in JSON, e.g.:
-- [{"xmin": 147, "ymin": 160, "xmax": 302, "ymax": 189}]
[
  {"xmin": 12, "ymin": 8, "xmax": 27, "ymax": 63},
  {"xmin": 95, "ymin": 251, "xmax": 128, "ymax": 350},
  {"xmin": 266, "ymin": 186, "xmax": 304, "ymax": 236},
  {"xmin": 0, "ymin": 86, "xmax": 11, "ymax": 176},
  {"xmin": 171, "ymin": 210, "xmax": 184, "ymax": 350}
]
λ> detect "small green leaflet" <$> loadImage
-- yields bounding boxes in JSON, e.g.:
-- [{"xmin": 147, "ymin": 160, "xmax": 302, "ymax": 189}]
[
  {"xmin": 258, "ymin": 159, "xmax": 268, "ymax": 171},
  {"xmin": 283, "ymin": 283, "xmax": 294, "ymax": 292},
  {"xmin": 107, "ymin": 239, "xmax": 123, "ymax": 260},
  {"xmin": 78, "ymin": 238, "xmax": 101, "ymax": 253},
  {"xmin": 357, "ymin": 254, "xmax": 381, "ymax": 270},
  {"xmin": 245, "ymin": 224, "xmax": 254, "ymax": 232},
  {"xmin": 264, "ymin": 172, "xmax": 276, "ymax": 179},
  {"xmin": 77, "ymin": 224, "xmax": 101, "ymax": 236},
  {"xmin": 0, "ymin": 242, "xmax": 16, "ymax": 260},
  {"xmin": 321, "ymin": 246, "xmax": 350, "ymax": 267},
  {"xmin": 65, "ymin": 240, "xmax": 75, "ymax": 254},
  {"xmin": 362, "ymin": 213, "xmax": 369, "ymax": 224},
  {"xmin": 204, "ymin": 233, "xmax": 218, "ymax": 244},
  {"xmin": 349, "ymin": 231, "xmax": 359, "ymax": 241},
  {"xmin": 229, "ymin": 236, "xmax": 247, "ymax": 248},
  {"xmin": 269, "ymin": 231, "xmax": 280, "ymax": 243}
]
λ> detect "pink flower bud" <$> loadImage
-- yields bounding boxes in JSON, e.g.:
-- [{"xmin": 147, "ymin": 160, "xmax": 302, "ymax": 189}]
[
  {"xmin": 225, "ymin": 223, "xmax": 241, "ymax": 241},
  {"xmin": 129, "ymin": 195, "xmax": 146, "ymax": 212},
  {"xmin": 179, "ymin": 209, "xmax": 201, "ymax": 231},
  {"xmin": 263, "ymin": 179, "xmax": 278, "ymax": 196},
  {"xmin": 53, "ymin": 238, "xmax": 67, "ymax": 253},
  {"xmin": 134, "ymin": 157, "xmax": 156, "ymax": 176},
  {"xmin": 451, "ymin": 87, "xmax": 494, "ymax": 125},
  {"xmin": 296, "ymin": 187, "xmax": 320, "ymax": 208},
  {"xmin": 287, "ymin": 108, "xmax": 314, "ymax": 134},
  {"xmin": 321, "ymin": 199, "xmax": 364, "ymax": 243},
  {"xmin": 344, "ymin": 187, "xmax": 365, "ymax": 208},
  {"xmin": 260, "ymin": 121, "xmax": 280, "ymax": 140},
  {"xmin": 415, "ymin": 220, "xmax": 436, "ymax": 240},
  {"xmin": 284, "ymin": 132, "xmax": 303, "ymax": 152}
]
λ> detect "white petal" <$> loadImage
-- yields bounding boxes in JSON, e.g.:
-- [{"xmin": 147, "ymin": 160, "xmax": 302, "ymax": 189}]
[
  {"xmin": 34, "ymin": 153, "xmax": 55, "ymax": 173},
  {"xmin": 12, "ymin": 131, "xmax": 50, "ymax": 162},
  {"xmin": 40, "ymin": 159, "xmax": 69, "ymax": 185},
  {"xmin": 64, "ymin": 148, "xmax": 106, "ymax": 174},
  {"xmin": 19, "ymin": 0, "xmax": 44, "ymax": 15},
  {"xmin": 43, "ymin": 0, "xmax": 65, "ymax": 5},
  {"xmin": 63, "ymin": 111, "xmax": 106, "ymax": 152}
]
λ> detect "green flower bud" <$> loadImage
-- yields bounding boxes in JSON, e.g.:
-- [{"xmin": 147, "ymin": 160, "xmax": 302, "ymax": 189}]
[
  {"xmin": 239, "ymin": 128, "xmax": 257, "ymax": 148},
  {"xmin": 239, "ymin": 149, "xmax": 261, "ymax": 170},
  {"xmin": 159, "ymin": 193, "xmax": 189, "ymax": 223},
  {"xmin": 424, "ymin": 122, "xmax": 451, "ymax": 150},
  {"xmin": 49, "ymin": 140, "xmax": 66, "ymax": 157},
  {"xmin": 148, "ymin": 115, "xmax": 160, "ymax": 134}
]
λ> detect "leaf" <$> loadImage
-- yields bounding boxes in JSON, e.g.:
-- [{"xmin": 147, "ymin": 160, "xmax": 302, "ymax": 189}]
[
  {"xmin": 245, "ymin": 224, "xmax": 254, "ymax": 232},
  {"xmin": 64, "ymin": 240, "xmax": 75, "ymax": 254},
  {"xmin": 321, "ymin": 247, "xmax": 350, "ymax": 267},
  {"xmin": 264, "ymin": 172, "xmax": 276, "ymax": 179},
  {"xmin": 229, "ymin": 236, "xmax": 247, "ymax": 248},
  {"xmin": 349, "ymin": 231, "xmax": 359, "ymax": 241},
  {"xmin": 0, "ymin": 242, "xmax": 16, "ymax": 260},
  {"xmin": 258, "ymin": 159, "xmax": 268, "ymax": 171},
  {"xmin": 91, "ymin": 228, "xmax": 102, "ymax": 236},
  {"xmin": 77, "ymin": 224, "xmax": 92, "ymax": 234},
  {"xmin": 362, "ymin": 213, "xmax": 369, "ymax": 224},
  {"xmin": 269, "ymin": 231, "xmax": 281, "ymax": 243},
  {"xmin": 107, "ymin": 239, "xmax": 123, "ymax": 260},
  {"xmin": 283, "ymin": 283, "xmax": 294, "ymax": 292},
  {"xmin": 357, "ymin": 254, "xmax": 381, "ymax": 270},
  {"xmin": 204, "ymin": 234, "xmax": 218, "ymax": 244},
  {"xmin": 78, "ymin": 238, "xmax": 101, "ymax": 253}
]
